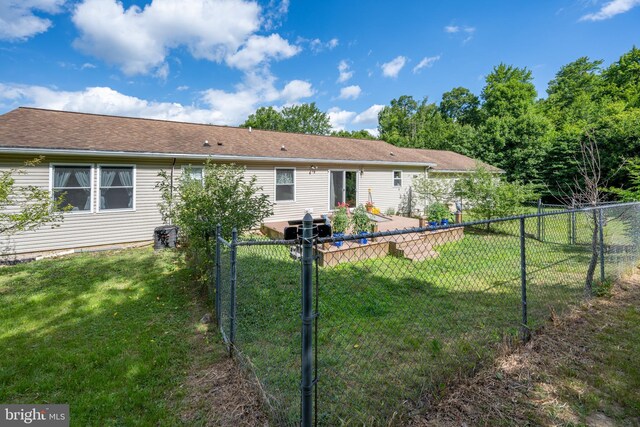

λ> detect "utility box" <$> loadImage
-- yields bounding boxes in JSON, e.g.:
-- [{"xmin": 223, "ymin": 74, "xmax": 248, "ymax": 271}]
[{"xmin": 154, "ymin": 225, "xmax": 179, "ymax": 249}]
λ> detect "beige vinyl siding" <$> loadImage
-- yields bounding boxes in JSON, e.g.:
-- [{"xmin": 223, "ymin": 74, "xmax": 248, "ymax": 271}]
[
  {"xmin": 1, "ymin": 154, "xmax": 455, "ymax": 254},
  {"xmin": 1, "ymin": 154, "xmax": 170, "ymax": 254}
]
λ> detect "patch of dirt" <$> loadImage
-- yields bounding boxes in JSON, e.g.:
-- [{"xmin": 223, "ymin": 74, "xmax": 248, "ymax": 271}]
[
  {"xmin": 181, "ymin": 354, "xmax": 268, "ymax": 426},
  {"xmin": 409, "ymin": 269, "xmax": 640, "ymax": 427}
]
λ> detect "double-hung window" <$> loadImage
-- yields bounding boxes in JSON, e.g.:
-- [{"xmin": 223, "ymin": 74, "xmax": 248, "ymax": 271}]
[
  {"xmin": 183, "ymin": 165, "xmax": 204, "ymax": 183},
  {"xmin": 52, "ymin": 165, "xmax": 92, "ymax": 212},
  {"xmin": 393, "ymin": 170, "xmax": 402, "ymax": 187},
  {"xmin": 99, "ymin": 166, "xmax": 135, "ymax": 211},
  {"xmin": 275, "ymin": 168, "xmax": 295, "ymax": 202}
]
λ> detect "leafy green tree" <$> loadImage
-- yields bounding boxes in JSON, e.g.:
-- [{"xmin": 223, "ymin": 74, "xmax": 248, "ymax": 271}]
[
  {"xmin": 481, "ymin": 63, "xmax": 537, "ymax": 118},
  {"xmin": 440, "ymin": 87, "xmax": 480, "ymax": 125},
  {"xmin": 241, "ymin": 103, "xmax": 331, "ymax": 135},
  {"xmin": 1, "ymin": 158, "xmax": 67, "ymax": 248},
  {"xmin": 453, "ymin": 166, "xmax": 538, "ymax": 224},
  {"xmin": 157, "ymin": 162, "xmax": 273, "ymax": 242},
  {"xmin": 241, "ymin": 106, "xmax": 284, "ymax": 131},
  {"xmin": 280, "ymin": 103, "xmax": 331, "ymax": 135},
  {"xmin": 607, "ymin": 158, "xmax": 640, "ymax": 201},
  {"xmin": 330, "ymin": 129, "xmax": 377, "ymax": 140},
  {"xmin": 377, "ymin": 95, "xmax": 419, "ymax": 146},
  {"xmin": 602, "ymin": 46, "xmax": 640, "ymax": 106}
]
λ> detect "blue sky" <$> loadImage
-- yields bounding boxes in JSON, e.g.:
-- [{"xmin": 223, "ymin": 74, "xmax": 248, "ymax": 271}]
[{"xmin": 0, "ymin": 0, "xmax": 639, "ymax": 134}]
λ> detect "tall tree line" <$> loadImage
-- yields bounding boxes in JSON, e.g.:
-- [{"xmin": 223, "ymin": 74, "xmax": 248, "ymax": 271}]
[{"xmin": 378, "ymin": 46, "xmax": 640, "ymax": 196}]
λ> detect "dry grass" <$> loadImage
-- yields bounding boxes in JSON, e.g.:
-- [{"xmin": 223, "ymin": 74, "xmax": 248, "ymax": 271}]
[{"xmin": 409, "ymin": 268, "xmax": 640, "ymax": 427}]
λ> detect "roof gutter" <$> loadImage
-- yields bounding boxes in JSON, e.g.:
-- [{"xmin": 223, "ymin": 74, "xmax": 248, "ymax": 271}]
[
  {"xmin": 430, "ymin": 169, "xmax": 505, "ymax": 174},
  {"xmin": 0, "ymin": 147, "xmax": 437, "ymax": 168}
]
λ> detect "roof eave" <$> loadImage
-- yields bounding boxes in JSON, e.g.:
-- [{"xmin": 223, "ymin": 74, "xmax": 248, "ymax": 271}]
[{"xmin": 0, "ymin": 147, "xmax": 438, "ymax": 168}]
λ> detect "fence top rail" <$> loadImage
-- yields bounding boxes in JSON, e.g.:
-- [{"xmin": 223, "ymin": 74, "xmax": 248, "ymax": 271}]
[
  {"xmin": 315, "ymin": 201, "xmax": 640, "ymax": 244},
  {"xmin": 217, "ymin": 236, "xmax": 233, "ymax": 248},
  {"xmin": 235, "ymin": 238, "xmax": 299, "ymax": 247}
]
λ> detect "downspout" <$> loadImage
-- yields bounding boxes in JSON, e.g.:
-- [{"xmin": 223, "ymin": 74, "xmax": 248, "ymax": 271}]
[{"xmin": 169, "ymin": 158, "xmax": 176, "ymax": 225}]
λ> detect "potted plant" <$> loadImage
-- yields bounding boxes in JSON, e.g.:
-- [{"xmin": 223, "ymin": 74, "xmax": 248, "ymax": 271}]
[
  {"xmin": 331, "ymin": 203, "xmax": 349, "ymax": 247},
  {"xmin": 426, "ymin": 202, "xmax": 452, "ymax": 227},
  {"xmin": 350, "ymin": 204, "xmax": 372, "ymax": 244},
  {"xmin": 365, "ymin": 200, "xmax": 375, "ymax": 213}
]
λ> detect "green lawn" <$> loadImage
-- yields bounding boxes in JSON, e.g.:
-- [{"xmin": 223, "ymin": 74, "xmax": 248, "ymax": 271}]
[
  {"xmin": 220, "ymin": 209, "xmax": 640, "ymax": 426},
  {"xmin": 0, "ymin": 248, "xmax": 223, "ymax": 426}
]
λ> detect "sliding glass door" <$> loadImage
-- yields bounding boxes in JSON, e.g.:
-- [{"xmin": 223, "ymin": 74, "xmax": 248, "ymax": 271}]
[{"xmin": 330, "ymin": 170, "xmax": 357, "ymax": 209}]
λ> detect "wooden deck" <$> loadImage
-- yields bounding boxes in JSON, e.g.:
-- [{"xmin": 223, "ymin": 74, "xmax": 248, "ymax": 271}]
[{"xmin": 261, "ymin": 216, "xmax": 464, "ymax": 266}]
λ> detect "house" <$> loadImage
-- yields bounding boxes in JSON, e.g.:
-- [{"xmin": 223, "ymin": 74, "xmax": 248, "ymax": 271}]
[{"xmin": 0, "ymin": 107, "xmax": 500, "ymax": 254}]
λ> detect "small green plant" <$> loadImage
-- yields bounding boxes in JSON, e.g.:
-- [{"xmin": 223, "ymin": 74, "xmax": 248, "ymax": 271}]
[
  {"xmin": 350, "ymin": 205, "xmax": 372, "ymax": 232},
  {"xmin": 593, "ymin": 278, "xmax": 614, "ymax": 297},
  {"xmin": 385, "ymin": 207, "xmax": 396, "ymax": 216},
  {"xmin": 331, "ymin": 203, "xmax": 349, "ymax": 234},
  {"xmin": 426, "ymin": 202, "xmax": 452, "ymax": 222}
]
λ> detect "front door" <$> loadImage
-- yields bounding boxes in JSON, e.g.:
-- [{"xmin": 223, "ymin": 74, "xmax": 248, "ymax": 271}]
[{"xmin": 330, "ymin": 170, "xmax": 357, "ymax": 209}]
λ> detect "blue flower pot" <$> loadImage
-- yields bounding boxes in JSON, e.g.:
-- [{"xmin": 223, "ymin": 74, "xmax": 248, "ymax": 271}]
[
  {"xmin": 429, "ymin": 221, "xmax": 438, "ymax": 228},
  {"xmin": 358, "ymin": 231, "xmax": 368, "ymax": 245},
  {"xmin": 440, "ymin": 219, "xmax": 450, "ymax": 226},
  {"xmin": 333, "ymin": 232, "xmax": 344, "ymax": 247}
]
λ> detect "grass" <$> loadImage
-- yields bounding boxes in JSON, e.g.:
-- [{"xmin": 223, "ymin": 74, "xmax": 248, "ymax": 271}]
[
  {"xmin": 0, "ymin": 248, "xmax": 225, "ymax": 426},
  {"xmin": 219, "ymin": 207, "xmax": 640, "ymax": 425},
  {"xmin": 418, "ymin": 272, "xmax": 640, "ymax": 426}
]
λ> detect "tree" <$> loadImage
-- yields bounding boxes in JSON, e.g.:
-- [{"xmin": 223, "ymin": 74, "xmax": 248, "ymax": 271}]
[
  {"xmin": 453, "ymin": 166, "xmax": 538, "ymax": 225},
  {"xmin": 280, "ymin": 103, "xmax": 331, "ymax": 135},
  {"xmin": 157, "ymin": 161, "xmax": 273, "ymax": 282},
  {"xmin": 606, "ymin": 157, "xmax": 640, "ymax": 201},
  {"xmin": 241, "ymin": 103, "xmax": 332, "ymax": 135},
  {"xmin": 0, "ymin": 158, "xmax": 67, "ymax": 250},
  {"xmin": 241, "ymin": 106, "xmax": 284, "ymax": 131},
  {"xmin": 481, "ymin": 64, "xmax": 537, "ymax": 118},
  {"xmin": 377, "ymin": 95, "xmax": 419, "ymax": 146},
  {"xmin": 440, "ymin": 87, "xmax": 480, "ymax": 125},
  {"xmin": 330, "ymin": 129, "xmax": 377, "ymax": 140}
]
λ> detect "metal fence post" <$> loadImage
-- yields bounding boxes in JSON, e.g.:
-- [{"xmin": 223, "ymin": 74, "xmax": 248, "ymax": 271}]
[
  {"xmin": 229, "ymin": 228, "xmax": 238, "ymax": 356},
  {"xmin": 215, "ymin": 223, "xmax": 222, "ymax": 326},
  {"xmin": 570, "ymin": 201, "xmax": 576, "ymax": 245},
  {"xmin": 536, "ymin": 198, "xmax": 542, "ymax": 241},
  {"xmin": 301, "ymin": 214, "xmax": 314, "ymax": 427},
  {"xmin": 520, "ymin": 217, "xmax": 530, "ymax": 342},
  {"xmin": 598, "ymin": 208, "xmax": 605, "ymax": 283},
  {"xmin": 205, "ymin": 232, "xmax": 212, "ymax": 299}
]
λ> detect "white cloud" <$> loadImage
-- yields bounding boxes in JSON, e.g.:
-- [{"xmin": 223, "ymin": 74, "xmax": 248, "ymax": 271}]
[
  {"xmin": 262, "ymin": 0, "xmax": 289, "ymax": 30},
  {"xmin": 337, "ymin": 60, "xmax": 353, "ymax": 83},
  {"xmin": 0, "ymin": 75, "xmax": 315, "ymax": 126},
  {"xmin": 71, "ymin": 0, "xmax": 274, "ymax": 76},
  {"xmin": 177, "ymin": 85, "xmax": 189, "ymax": 91},
  {"xmin": 381, "ymin": 56, "xmax": 406, "ymax": 78},
  {"xmin": 338, "ymin": 85, "xmax": 361, "ymax": 100},
  {"xmin": 444, "ymin": 24, "xmax": 476, "ymax": 43},
  {"xmin": 327, "ymin": 107, "xmax": 356, "ymax": 131},
  {"xmin": 307, "ymin": 37, "xmax": 339, "ymax": 53},
  {"xmin": 364, "ymin": 128, "xmax": 379, "ymax": 138},
  {"xmin": 225, "ymin": 34, "xmax": 300, "ymax": 70},
  {"xmin": 580, "ymin": 0, "xmax": 640, "ymax": 21},
  {"xmin": 0, "ymin": 0, "xmax": 65, "ymax": 41},
  {"xmin": 413, "ymin": 55, "xmax": 441, "ymax": 73},
  {"xmin": 280, "ymin": 80, "xmax": 314, "ymax": 102},
  {"xmin": 353, "ymin": 104, "xmax": 384, "ymax": 126},
  {"xmin": 80, "ymin": 62, "xmax": 97, "ymax": 70}
]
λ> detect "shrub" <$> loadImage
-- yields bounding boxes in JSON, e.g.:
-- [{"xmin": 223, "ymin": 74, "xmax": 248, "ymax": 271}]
[
  {"xmin": 426, "ymin": 202, "xmax": 452, "ymax": 222},
  {"xmin": 331, "ymin": 203, "xmax": 349, "ymax": 234},
  {"xmin": 453, "ymin": 166, "xmax": 538, "ymax": 221},
  {"xmin": 157, "ymin": 161, "xmax": 273, "ymax": 280},
  {"xmin": 350, "ymin": 205, "xmax": 372, "ymax": 232}
]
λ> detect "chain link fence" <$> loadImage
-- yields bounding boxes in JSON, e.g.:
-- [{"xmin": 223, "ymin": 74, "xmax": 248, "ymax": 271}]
[{"xmin": 212, "ymin": 202, "xmax": 640, "ymax": 426}]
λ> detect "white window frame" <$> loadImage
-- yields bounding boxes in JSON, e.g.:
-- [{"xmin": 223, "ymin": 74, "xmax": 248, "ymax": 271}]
[
  {"xmin": 327, "ymin": 169, "xmax": 359, "ymax": 211},
  {"xmin": 274, "ymin": 167, "xmax": 296, "ymax": 203},
  {"xmin": 97, "ymin": 164, "xmax": 136, "ymax": 213},
  {"xmin": 393, "ymin": 170, "xmax": 402, "ymax": 187},
  {"xmin": 181, "ymin": 164, "xmax": 205, "ymax": 183},
  {"xmin": 49, "ymin": 163, "xmax": 95, "ymax": 214}
]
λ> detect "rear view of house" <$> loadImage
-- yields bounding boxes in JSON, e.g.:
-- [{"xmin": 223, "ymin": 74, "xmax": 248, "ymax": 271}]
[{"xmin": 0, "ymin": 107, "xmax": 499, "ymax": 254}]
